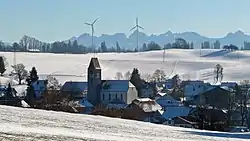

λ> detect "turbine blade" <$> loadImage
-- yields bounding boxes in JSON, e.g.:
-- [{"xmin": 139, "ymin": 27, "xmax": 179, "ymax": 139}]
[
  {"xmin": 92, "ymin": 18, "xmax": 99, "ymax": 24},
  {"xmin": 138, "ymin": 25, "xmax": 144, "ymax": 30},
  {"xmin": 85, "ymin": 23, "xmax": 91, "ymax": 25},
  {"xmin": 130, "ymin": 26, "xmax": 137, "ymax": 31}
]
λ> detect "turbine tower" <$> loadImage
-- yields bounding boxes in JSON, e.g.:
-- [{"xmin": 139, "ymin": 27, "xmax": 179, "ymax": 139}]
[
  {"xmin": 85, "ymin": 18, "xmax": 99, "ymax": 55},
  {"xmin": 130, "ymin": 17, "xmax": 144, "ymax": 52}
]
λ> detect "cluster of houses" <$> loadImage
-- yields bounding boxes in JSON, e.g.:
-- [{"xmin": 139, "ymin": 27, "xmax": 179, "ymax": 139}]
[{"xmin": 0, "ymin": 57, "xmax": 250, "ymax": 132}]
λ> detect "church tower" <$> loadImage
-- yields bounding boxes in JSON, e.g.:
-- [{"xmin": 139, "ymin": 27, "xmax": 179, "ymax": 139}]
[{"xmin": 87, "ymin": 57, "xmax": 102, "ymax": 106}]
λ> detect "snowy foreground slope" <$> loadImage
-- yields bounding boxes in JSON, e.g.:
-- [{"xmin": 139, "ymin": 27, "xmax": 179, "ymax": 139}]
[
  {"xmin": 0, "ymin": 105, "xmax": 249, "ymax": 141},
  {"xmin": 1, "ymin": 49, "xmax": 250, "ymax": 84}
]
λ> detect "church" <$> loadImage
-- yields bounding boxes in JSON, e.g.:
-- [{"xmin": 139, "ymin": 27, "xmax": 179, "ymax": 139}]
[{"xmin": 87, "ymin": 57, "xmax": 138, "ymax": 106}]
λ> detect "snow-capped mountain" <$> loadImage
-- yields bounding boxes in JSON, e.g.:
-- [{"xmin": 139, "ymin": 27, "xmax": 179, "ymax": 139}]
[{"xmin": 69, "ymin": 30, "xmax": 250, "ymax": 49}]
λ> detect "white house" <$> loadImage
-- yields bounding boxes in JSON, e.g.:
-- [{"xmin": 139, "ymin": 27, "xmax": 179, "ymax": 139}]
[
  {"xmin": 100, "ymin": 80, "xmax": 138, "ymax": 105},
  {"xmin": 183, "ymin": 80, "xmax": 213, "ymax": 100},
  {"xmin": 156, "ymin": 93, "xmax": 181, "ymax": 109}
]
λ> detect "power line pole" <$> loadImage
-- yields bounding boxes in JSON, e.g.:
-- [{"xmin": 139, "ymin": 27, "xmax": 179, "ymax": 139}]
[{"xmin": 13, "ymin": 44, "xmax": 16, "ymax": 66}]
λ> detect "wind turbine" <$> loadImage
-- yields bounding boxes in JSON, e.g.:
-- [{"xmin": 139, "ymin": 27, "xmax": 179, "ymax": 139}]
[
  {"xmin": 85, "ymin": 18, "xmax": 99, "ymax": 54},
  {"xmin": 130, "ymin": 17, "xmax": 144, "ymax": 52}
]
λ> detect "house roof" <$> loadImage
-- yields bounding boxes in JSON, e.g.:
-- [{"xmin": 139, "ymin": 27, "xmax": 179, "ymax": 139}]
[
  {"xmin": 12, "ymin": 85, "xmax": 27, "ymax": 97},
  {"xmin": 101, "ymin": 80, "xmax": 135, "ymax": 92},
  {"xmin": 162, "ymin": 106, "xmax": 191, "ymax": 119},
  {"xmin": 80, "ymin": 99, "xmax": 93, "ymax": 108},
  {"xmin": 88, "ymin": 57, "xmax": 101, "ymax": 70},
  {"xmin": 221, "ymin": 82, "xmax": 238, "ymax": 88},
  {"xmin": 61, "ymin": 81, "xmax": 88, "ymax": 92},
  {"xmin": 133, "ymin": 98, "xmax": 162, "ymax": 112},
  {"xmin": 156, "ymin": 94, "xmax": 181, "ymax": 107}
]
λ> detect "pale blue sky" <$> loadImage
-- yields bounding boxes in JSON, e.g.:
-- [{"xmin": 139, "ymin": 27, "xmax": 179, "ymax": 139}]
[{"xmin": 0, "ymin": 0, "xmax": 249, "ymax": 42}]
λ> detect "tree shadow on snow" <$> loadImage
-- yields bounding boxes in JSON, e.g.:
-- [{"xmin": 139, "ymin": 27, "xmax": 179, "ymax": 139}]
[{"xmin": 183, "ymin": 130, "xmax": 250, "ymax": 140}]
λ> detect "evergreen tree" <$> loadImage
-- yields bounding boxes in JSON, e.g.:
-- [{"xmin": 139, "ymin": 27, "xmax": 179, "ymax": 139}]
[
  {"xmin": 130, "ymin": 68, "xmax": 144, "ymax": 97},
  {"xmin": 27, "ymin": 67, "xmax": 39, "ymax": 85},
  {"xmin": 0, "ymin": 56, "xmax": 6, "ymax": 76},
  {"xmin": 116, "ymin": 41, "xmax": 121, "ymax": 52},
  {"xmin": 142, "ymin": 43, "xmax": 147, "ymax": 51},
  {"xmin": 26, "ymin": 85, "xmax": 35, "ymax": 105},
  {"xmin": 5, "ymin": 83, "xmax": 13, "ymax": 98},
  {"xmin": 101, "ymin": 41, "xmax": 107, "ymax": 52}
]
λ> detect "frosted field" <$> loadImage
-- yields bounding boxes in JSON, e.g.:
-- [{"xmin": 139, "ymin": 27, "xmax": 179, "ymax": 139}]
[
  {"xmin": 0, "ymin": 49, "xmax": 250, "ymax": 84},
  {"xmin": 0, "ymin": 105, "xmax": 249, "ymax": 141}
]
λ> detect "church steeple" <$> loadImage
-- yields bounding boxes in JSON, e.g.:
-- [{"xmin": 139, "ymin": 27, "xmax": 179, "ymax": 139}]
[{"xmin": 87, "ymin": 57, "xmax": 102, "ymax": 106}]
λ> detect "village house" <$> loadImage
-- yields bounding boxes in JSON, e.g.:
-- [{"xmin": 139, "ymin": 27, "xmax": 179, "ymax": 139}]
[
  {"xmin": 193, "ymin": 86, "xmax": 232, "ymax": 109},
  {"xmin": 123, "ymin": 98, "xmax": 164, "ymax": 123},
  {"xmin": 183, "ymin": 80, "xmax": 213, "ymax": 101},
  {"xmin": 156, "ymin": 92, "xmax": 181, "ymax": 109},
  {"xmin": 100, "ymin": 80, "xmax": 138, "ymax": 105},
  {"xmin": 87, "ymin": 58, "xmax": 138, "ymax": 106},
  {"xmin": 0, "ymin": 84, "xmax": 22, "ymax": 106}
]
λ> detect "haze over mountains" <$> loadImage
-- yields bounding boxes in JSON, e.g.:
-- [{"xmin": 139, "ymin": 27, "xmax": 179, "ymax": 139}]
[{"xmin": 69, "ymin": 30, "xmax": 250, "ymax": 49}]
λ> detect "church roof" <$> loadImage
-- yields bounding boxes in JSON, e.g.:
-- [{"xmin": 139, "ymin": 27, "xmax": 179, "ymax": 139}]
[
  {"xmin": 88, "ymin": 57, "xmax": 101, "ymax": 69},
  {"xmin": 61, "ymin": 81, "xmax": 88, "ymax": 92},
  {"xmin": 101, "ymin": 80, "xmax": 135, "ymax": 92}
]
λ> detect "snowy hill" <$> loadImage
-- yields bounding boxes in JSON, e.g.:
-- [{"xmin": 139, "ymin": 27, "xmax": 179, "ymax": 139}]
[
  {"xmin": 0, "ymin": 49, "xmax": 250, "ymax": 85},
  {"xmin": 0, "ymin": 105, "xmax": 249, "ymax": 141}
]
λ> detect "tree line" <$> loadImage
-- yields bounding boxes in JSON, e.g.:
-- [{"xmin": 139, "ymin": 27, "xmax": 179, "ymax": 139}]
[{"xmin": 0, "ymin": 36, "xmax": 168, "ymax": 54}]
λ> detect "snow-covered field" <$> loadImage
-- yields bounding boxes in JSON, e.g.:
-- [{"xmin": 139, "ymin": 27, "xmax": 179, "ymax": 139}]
[
  {"xmin": 0, "ymin": 105, "xmax": 249, "ymax": 141},
  {"xmin": 0, "ymin": 49, "xmax": 250, "ymax": 84}
]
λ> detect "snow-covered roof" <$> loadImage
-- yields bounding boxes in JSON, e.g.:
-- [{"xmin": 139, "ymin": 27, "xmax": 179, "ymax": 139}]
[
  {"xmin": 101, "ymin": 80, "xmax": 135, "ymax": 92},
  {"xmin": 135, "ymin": 98, "xmax": 153, "ymax": 102},
  {"xmin": 12, "ymin": 85, "xmax": 27, "ymax": 97},
  {"xmin": 0, "ymin": 76, "xmax": 18, "ymax": 85},
  {"xmin": 133, "ymin": 98, "xmax": 162, "ymax": 112},
  {"xmin": 157, "ymin": 92, "xmax": 167, "ymax": 97}
]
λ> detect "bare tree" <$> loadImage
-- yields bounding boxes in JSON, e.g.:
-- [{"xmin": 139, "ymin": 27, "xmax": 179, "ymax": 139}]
[
  {"xmin": 19, "ymin": 35, "xmax": 29, "ymax": 50},
  {"xmin": 214, "ymin": 64, "xmax": 223, "ymax": 83},
  {"xmin": 124, "ymin": 71, "xmax": 131, "ymax": 80},
  {"xmin": 115, "ymin": 72, "xmax": 123, "ymax": 80},
  {"xmin": 11, "ymin": 63, "xmax": 28, "ymax": 84},
  {"xmin": 141, "ymin": 73, "xmax": 152, "ymax": 82},
  {"xmin": 151, "ymin": 69, "xmax": 166, "ymax": 82},
  {"xmin": 46, "ymin": 75, "xmax": 61, "ymax": 90}
]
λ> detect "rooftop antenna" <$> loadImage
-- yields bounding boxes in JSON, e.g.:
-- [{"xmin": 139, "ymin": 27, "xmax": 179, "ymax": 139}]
[
  {"xmin": 130, "ymin": 17, "xmax": 144, "ymax": 52},
  {"xmin": 85, "ymin": 18, "xmax": 99, "ymax": 57}
]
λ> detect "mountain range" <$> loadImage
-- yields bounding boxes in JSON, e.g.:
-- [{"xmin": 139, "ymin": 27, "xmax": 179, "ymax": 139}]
[{"xmin": 69, "ymin": 30, "xmax": 250, "ymax": 49}]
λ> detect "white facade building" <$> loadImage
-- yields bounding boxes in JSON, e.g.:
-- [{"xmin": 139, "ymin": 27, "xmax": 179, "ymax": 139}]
[{"xmin": 100, "ymin": 80, "xmax": 138, "ymax": 105}]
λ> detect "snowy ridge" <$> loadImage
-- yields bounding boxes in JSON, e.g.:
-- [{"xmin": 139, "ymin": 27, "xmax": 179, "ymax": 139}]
[{"xmin": 0, "ymin": 105, "xmax": 249, "ymax": 140}]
